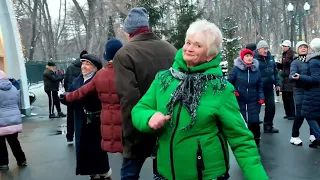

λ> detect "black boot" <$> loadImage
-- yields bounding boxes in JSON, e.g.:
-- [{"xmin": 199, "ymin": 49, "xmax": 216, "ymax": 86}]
[
  {"xmin": 49, "ymin": 113, "xmax": 59, "ymax": 118},
  {"xmin": 264, "ymin": 126, "xmax": 279, "ymax": 133},
  {"xmin": 58, "ymin": 112, "xmax": 66, "ymax": 117},
  {"xmin": 309, "ymin": 139, "xmax": 320, "ymax": 148}
]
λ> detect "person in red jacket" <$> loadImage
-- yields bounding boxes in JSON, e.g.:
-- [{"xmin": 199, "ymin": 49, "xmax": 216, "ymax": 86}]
[{"xmin": 61, "ymin": 39, "xmax": 123, "ymax": 155}]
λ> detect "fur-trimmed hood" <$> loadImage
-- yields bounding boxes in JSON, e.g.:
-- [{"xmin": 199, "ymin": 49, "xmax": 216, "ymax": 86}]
[{"xmin": 234, "ymin": 57, "xmax": 259, "ymax": 71}]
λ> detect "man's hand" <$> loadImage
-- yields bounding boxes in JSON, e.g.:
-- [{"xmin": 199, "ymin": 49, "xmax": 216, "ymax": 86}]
[
  {"xmin": 275, "ymin": 86, "xmax": 280, "ymax": 91},
  {"xmin": 148, "ymin": 112, "xmax": 171, "ymax": 130}
]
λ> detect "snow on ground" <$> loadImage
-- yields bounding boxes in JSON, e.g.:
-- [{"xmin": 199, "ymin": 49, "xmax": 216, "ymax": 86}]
[{"xmin": 29, "ymin": 82, "xmax": 65, "ymax": 95}]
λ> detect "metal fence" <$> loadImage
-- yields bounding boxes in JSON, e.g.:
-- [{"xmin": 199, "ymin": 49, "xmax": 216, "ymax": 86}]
[{"xmin": 25, "ymin": 61, "xmax": 73, "ymax": 84}]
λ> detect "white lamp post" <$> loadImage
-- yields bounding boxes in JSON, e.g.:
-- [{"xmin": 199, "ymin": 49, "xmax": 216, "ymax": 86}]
[
  {"xmin": 304, "ymin": 2, "xmax": 311, "ymax": 11},
  {"xmin": 287, "ymin": 3, "xmax": 294, "ymax": 11},
  {"xmin": 287, "ymin": 3, "xmax": 295, "ymax": 47},
  {"xmin": 303, "ymin": 2, "xmax": 310, "ymax": 41}
]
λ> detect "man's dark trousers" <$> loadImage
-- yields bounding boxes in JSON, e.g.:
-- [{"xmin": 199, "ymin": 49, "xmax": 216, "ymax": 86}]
[
  {"xmin": 66, "ymin": 105, "xmax": 75, "ymax": 141},
  {"xmin": 263, "ymin": 88, "xmax": 276, "ymax": 128},
  {"xmin": 282, "ymin": 91, "xmax": 295, "ymax": 117}
]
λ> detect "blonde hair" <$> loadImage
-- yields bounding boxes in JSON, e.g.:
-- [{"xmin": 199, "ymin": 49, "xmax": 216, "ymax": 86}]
[{"xmin": 185, "ymin": 19, "xmax": 223, "ymax": 56}]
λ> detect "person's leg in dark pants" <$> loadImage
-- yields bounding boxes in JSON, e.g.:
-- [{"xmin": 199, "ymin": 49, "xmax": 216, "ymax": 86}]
[
  {"xmin": 6, "ymin": 133, "xmax": 26, "ymax": 166},
  {"xmin": 0, "ymin": 136, "xmax": 9, "ymax": 168},
  {"xmin": 307, "ymin": 119, "xmax": 320, "ymax": 148},
  {"xmin": 121, "ymin": 156, "xmax": 147, "ymax": 180},
  {"xmin": 52, "ymin": 91, "xmax": 66, "ymax": 117},
  {"xmin": 289, "ymin": 91, "xmax": 296, "ymax": 118},
  {"xmin": 263, "ymin": 89, "xmax": 278, "ymax": 133},
  {"xmin": 291, "ymin": 104, "xmax": 304, "ymax": 138},
  {"xmin": 66, "ymin": 105, "xmax": 75, "ymax": 142},
  {"xmin": 45, "ymin": 91, "xmax": 56, "ymax": 118},
  {"xmin": 248, "ymin": 123, "xmax": 261, "ymax": 148},
  {"xmin": 282, "ymin": 91, "xmax": 295, "ymax": 119},
  {"xmin": 282, "ymin": 91, "xmax": 290, "ymax": 117}
]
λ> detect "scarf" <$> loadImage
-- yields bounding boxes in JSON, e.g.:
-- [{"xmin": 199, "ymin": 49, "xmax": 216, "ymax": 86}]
[
  {"xmin": 298, "ymin": 55, "xmax": 307, "ymax": 62},
  {"xmin": 129, "ymin": 27, "xmax": 150, "ymax": 38},
  {"xmin": 83, "ymin": 71, "xmax": 95, "ymax": 82},
  {"xmin": 159, "ymin": 67, "xmax": 227, "ymax": 131}
]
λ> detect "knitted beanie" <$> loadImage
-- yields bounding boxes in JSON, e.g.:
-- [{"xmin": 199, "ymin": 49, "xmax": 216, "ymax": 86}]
[
  {"xmin": 240, "ymin": 49, "xmax": 254, "ymax": 60},
  {"xmin": 310, "ymin": 38, "xmax": 320, "ymax": 52},
  {"xmin": 104, "ymin": 39, "xmax": 123, "ymax": 61},
  {"xmin": 124, "ymin": 7, "xmax": 149, "ymax": 34},
  {"xmin": 256, "ymin": 40, "xmax": 269, "ymax": 49},
  {"xmin": 295, "ymin": 41, "xmax": 308, "ymax": 52}
]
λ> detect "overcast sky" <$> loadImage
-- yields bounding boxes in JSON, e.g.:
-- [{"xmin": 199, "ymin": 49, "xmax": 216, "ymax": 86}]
[{"xmin": 47, "ymin": 0, "xmax": 87, "ymax": 20}]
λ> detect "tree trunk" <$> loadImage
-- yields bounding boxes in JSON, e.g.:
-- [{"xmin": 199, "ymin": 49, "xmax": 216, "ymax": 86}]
[
  {"xmin": 28, "ymin": 0, "xmax": 39, "ymax": 61},
  {"xmin": 86, "ymin": 0, "xmax": 97, "ymax": 53},
  {"xmin": 43, "ymin": 0, "xmax": 57, "ymax": 60}
]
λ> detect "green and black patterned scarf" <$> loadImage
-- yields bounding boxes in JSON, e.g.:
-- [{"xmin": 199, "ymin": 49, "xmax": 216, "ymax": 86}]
[{"xmin": 158, "ymin": 67, "xmax": 227, "ymax": 131}]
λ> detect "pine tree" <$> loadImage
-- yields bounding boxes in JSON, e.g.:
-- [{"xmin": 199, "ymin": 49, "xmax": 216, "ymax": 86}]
[
  {"xmin": 221, "ymin": 16, "xmax": 242, "ymax": 72},
  {"xmin": 138, "ymin": 0, "xmax": 164, "ymax": 36},
  {"xmin": 168, "ymin": 1, "xmax": 202, "ymax": 49},
  {"xmin": 107, "ymin": 16, "xmax": 116, "ymax": 40}
]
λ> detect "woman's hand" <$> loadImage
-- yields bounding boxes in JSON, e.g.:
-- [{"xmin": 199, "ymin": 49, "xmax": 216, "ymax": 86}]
[
  {"xmin": 148, "ymin": 112, "xmax": 171, "ymax": 130},
  {"xmin": 292, "ymin": 73, "xmax": 300, "ymax": 80}
]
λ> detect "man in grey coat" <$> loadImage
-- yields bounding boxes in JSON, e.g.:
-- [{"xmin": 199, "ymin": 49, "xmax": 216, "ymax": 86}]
[{"xmin": 113, "ymin": 7, "xmax": 177, "ymax": 180}]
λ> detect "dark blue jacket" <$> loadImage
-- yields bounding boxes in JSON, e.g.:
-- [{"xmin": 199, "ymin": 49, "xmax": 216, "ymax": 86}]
[
  {"xmin": 289, "ymin": 56, "xmax": 310, "ymax": 106},
  {"xmin": 228, "ymin": 57, "xmax": 264, "ymax": 123},
  {"xmin": 300, "ymin": 52, "xmax": 320, "ymax": 119},
  {"xmin": 254, "ymin": 50, "xmax": 280, "ymax": 89}
]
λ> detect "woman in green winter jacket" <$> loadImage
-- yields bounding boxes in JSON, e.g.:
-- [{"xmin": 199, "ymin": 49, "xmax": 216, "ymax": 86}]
[{"xmin": 131, "ymin": 20, "xmax": 268, "ymax": 180}]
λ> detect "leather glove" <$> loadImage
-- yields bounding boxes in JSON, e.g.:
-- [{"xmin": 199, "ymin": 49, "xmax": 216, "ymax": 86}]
[
  {"xmin": 59, "ymin": 92, "xmax": 68, "ymax": 105},
  {"xmin": 258, "ymin": 99, "xmax": 264, "ymax": 105}
]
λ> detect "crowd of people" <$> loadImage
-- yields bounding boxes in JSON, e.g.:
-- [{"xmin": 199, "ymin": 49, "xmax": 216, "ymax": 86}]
[{"xmin": 0, "ymin": 6, "xmax": 319, "ymax": 180}]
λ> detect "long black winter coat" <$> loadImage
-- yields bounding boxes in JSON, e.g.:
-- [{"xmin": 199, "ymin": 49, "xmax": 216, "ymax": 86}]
[
  {"xmin": 64, "ymin": 59, "xmax": 82, "ymax": 91},
  {"xmin": 69, "ymin": 74, "xmax": 109, "ymax": 176},
  {"xmin": 301, "ymin": 52, "xmax": 320, "ymax": 119},
  {"xmin": 228, "ymin": 57, "xmax": 264, "ymax": 123},
  {"xmin": 280, "ymin": 48, "xmax": 295, "ymax": 92}
]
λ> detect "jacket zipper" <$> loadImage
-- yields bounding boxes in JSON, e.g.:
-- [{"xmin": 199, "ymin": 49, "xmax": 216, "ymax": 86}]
[
  {"xmin": 170, "ymin": 103, "xmax": 183, "ymax": 180},
  {"xmin": 246, "ymin": 69, "xmax": 249, "ymax": 122},
  {"xmin": 217, "ymin": 133, "xmax": 229, "ymax": 173},
  {"xmin": 197, "ymin": 140, "xmax": 205, "ymax": 180}
]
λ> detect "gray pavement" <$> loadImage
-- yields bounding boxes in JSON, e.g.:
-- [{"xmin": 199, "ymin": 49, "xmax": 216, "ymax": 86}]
[{"xmin": 1, "ymin": 86, "xmax": 320, "ymax": 180}]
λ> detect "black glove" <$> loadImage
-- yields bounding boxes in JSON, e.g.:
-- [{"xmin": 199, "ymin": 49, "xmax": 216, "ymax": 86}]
[{"xmin": 59, "ymin": 92, "xmax": 68, "ymax": 105}]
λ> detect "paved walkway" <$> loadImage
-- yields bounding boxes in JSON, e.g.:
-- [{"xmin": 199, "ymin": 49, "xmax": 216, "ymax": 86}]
[{"xmin": 1, "ymin": 87, "xmax": 319, "ymax": 180}]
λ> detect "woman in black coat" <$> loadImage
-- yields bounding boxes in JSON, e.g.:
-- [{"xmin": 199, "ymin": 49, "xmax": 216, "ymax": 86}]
[
  {"xmin": 66, "ymin": 54, "xmax": 111, "ymax": 179},
  {"xmin": 228, "ymin": 49, "xmax": 264, "ymax": 148},
  {"xmin": 293, "ymin": 38, "xmax": 320, "ymax": 148},
  {"xmin": 289, "ymin": 41, "xmax": 313, "ymax": 146}
]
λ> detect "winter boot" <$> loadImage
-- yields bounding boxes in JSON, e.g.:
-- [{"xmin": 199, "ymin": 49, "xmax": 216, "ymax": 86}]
[
  {"xmin": 264, "ymin": 126, "xmax": 279, "ymax": 133},
  {"xmin": 310, "ymin": 135, "xmax": 316, "ymax": 143},
  {"xmin": 18, "ymin": 161, "xmax": 27, "ymax": 167},
  {"xmin": 49, "ymin": 113, "xmax": 59, "ymax": 118},
  {"xmin": 290, "ymin": 137, "xmax": 303, "ymax": 146},
  {"xmin": 309, "ymin": 139, "xmax": 320, "ymax": 148},
  {"xmin": 58, "ymin": 112, "xmax": 66, "ymax": 118}
]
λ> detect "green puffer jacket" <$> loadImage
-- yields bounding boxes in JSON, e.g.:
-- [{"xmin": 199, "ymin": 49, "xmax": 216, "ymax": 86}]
[{"xmin": 132, "ymin": 49, "xmax": 269, "ymax": 180}]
